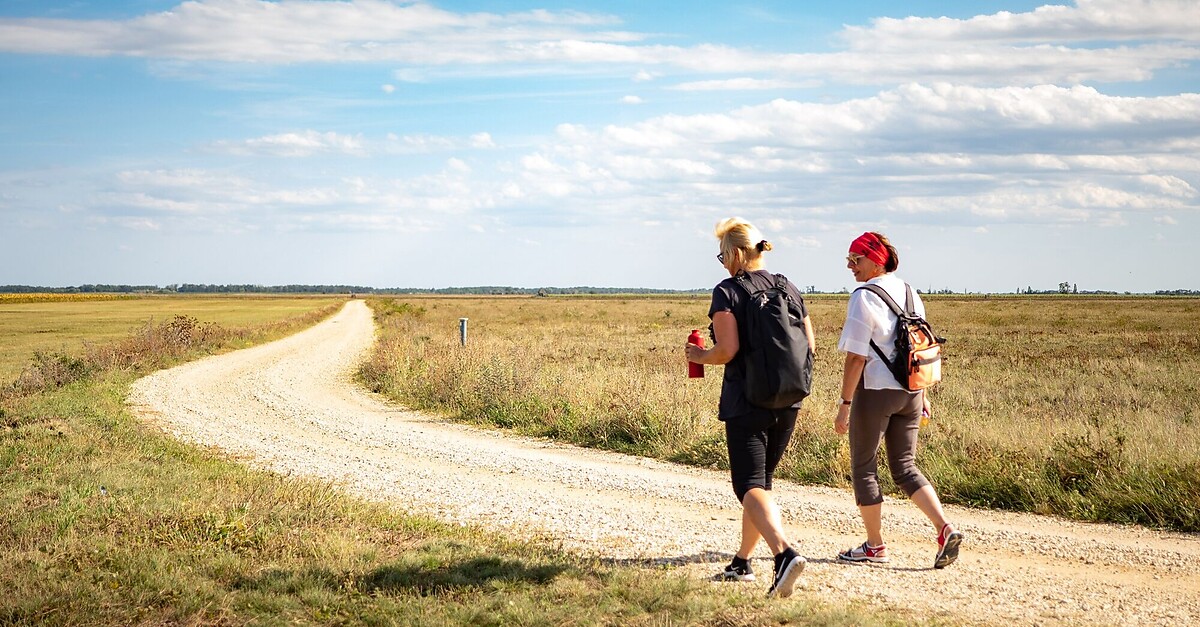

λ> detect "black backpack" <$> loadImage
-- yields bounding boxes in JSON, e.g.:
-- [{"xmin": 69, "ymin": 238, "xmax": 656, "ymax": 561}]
[
  {"xmin": 733, "ymin": 273, "xmax": 814, "ymax": 409},
  {"xmin": 855, "ymin": 283, "xmax": 945, "ymax": 391}
]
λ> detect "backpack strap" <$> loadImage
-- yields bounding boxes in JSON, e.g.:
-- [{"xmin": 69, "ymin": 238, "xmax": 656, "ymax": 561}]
[
  {"xmin": 855, "ymin": 284, "xmax": 904, "ymax": 316},
  {"xmin": 773, "ymin": 273, "xmax": 789, "ymax": 291},
  {"xmin": 853, "ymin": 282, "xmax": 914, "ymax": 366},
  {"xmin": 732, "ymin": 272, "xmax": 756, "ymax": 298},
  {"xmin": 733, "ymin": 271, "xmax": 789, "ymax": 297}
]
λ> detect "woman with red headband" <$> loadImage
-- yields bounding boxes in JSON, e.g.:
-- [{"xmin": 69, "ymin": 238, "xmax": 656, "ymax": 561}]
[{"xmin": 833, "ymin": 231, "xmax": 964, "ymax": 568}]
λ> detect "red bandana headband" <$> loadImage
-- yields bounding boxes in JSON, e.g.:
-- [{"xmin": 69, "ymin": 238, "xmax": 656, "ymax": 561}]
[{"xmin": 849, "ymin": 232, "xmax": 889, "ymax": 267}]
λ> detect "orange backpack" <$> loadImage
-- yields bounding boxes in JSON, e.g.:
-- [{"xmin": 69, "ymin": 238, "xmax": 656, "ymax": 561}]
[{"xmin": 856, "ymin": 283, "xmax": 945, "ymax": 391}]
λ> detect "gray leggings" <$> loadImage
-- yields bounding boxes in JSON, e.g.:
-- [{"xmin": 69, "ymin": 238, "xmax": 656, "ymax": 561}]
[{"xmin": 848, "ymin": 381, "xmax": 930, "ymax": 506}]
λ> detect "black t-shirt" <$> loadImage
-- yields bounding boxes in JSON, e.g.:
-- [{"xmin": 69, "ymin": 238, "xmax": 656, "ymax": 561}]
[{"xmin": 708, "ymin": 269, "xmax": 809, "ymax": 420}]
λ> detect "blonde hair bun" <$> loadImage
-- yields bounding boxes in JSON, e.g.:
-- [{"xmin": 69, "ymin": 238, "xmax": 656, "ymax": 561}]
[{"xmin": 714, "ymin": 217, "xmax": 771, "ymax": 262}]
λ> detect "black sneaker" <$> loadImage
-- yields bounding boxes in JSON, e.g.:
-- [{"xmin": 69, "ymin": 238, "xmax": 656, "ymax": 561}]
[
  {"xmin": 717, "ymin": 557, "xmax": 755, "ymax": 582},
  {"xmin": 766, "ymin": 547, "xmax": 806, "ymax": 598}
]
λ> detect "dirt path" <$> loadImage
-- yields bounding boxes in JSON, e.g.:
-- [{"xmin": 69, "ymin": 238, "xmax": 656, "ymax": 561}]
[{"xmin": 128, "ymin": 301, "xmax": 1199, "ymax": 626}]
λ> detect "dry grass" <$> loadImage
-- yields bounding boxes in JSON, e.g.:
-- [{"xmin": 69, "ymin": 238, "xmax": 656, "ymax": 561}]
[{"xmin": 361, "ymin": 294, "xmax": 1200, "ymax": 531}]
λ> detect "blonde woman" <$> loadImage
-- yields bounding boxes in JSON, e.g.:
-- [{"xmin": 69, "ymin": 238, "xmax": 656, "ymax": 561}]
[
  {"xmin": 834, "ymin": 231, "xmax": 964, "ymax": 568},
  {"xmin": 685, "ymin": 217, "xmax": 815, "ymax": 598}
]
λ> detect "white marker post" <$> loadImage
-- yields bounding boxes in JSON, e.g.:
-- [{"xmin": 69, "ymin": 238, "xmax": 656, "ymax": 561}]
[{"xmin": 459, "ymin": 318, "xmax": 468, "ymax": 346}]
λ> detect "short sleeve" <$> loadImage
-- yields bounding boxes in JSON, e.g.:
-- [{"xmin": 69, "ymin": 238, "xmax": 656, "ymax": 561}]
[
  {"xmin": 708, "ymin": 283, "xmax": 735, "ymax": 319},
  {"xmin": 837, "ymin": 290, "xmax": 874, "ymax": 357},
  {"xmin": 911, "ymin": 288, "xmax": 927, "ymax": 319},
  {"xmin": 785, "ymin": 281, "xmax": 809, "ymax": 319}
]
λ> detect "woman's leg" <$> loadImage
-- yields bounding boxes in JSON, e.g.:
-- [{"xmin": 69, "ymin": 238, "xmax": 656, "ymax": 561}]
[
  {"xmin": 882, "ymin": 392, "xmax": 943, "ymax": 529},
  {"xmin": 910, "ymin": 485, "xmax": 949, "ymax": 531},
  {"xmin": 859, "ymin": 502, "xmax": 884, "ymax": 547},
  {"xmin": 727, "ymin": 419, "xmax": 771, "ymax": 557},
  {"xmin": 742, "ymin": 487, "xmax": 790, "ymax": 554},
  {"xmin": 848, "ymin": 389, "xmax": 888, "ymax": 541},
  {"xmin": 737, "ymin": 508, "xmax": 762, "ymax": 559},
  {"xmin": 728, "ymin": 409, "xmax": 797, "ymax": 557}
]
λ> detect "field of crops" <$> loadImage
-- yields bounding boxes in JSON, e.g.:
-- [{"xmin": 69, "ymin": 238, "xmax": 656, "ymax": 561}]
[
  {"xmin": 0, "ymin": 293, "xmax": 135, "ymax": 304},
  {"xmin": 0, "ymin": 295, "xmax": 344, "ymax": 382},
  {"xmin": 360, "ymin": 294, "xmax": 1200, "ymax": 531}
]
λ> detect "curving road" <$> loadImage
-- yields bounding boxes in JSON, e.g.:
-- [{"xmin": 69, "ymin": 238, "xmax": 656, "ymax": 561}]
[{"xmin": 128, "ymin": 300, "xmax": 1200, "ymax": 626}]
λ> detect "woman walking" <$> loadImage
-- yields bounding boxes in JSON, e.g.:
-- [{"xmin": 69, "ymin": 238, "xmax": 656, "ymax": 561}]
[
  {"xmin": 685, "ymin": 217, "xmax": 815, "ymax": 598},
  {"xmin": 834, "ymin": 231, "xmax": 964, "ymax": 568}
]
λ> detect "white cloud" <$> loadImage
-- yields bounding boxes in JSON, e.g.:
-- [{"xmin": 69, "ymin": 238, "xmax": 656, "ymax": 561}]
[
  {"xmin": 98, "ymin": 191, "xmax": 205, "ymax": 214},
  {"xmin": 845, "ymin": 0, "xmax": 1200, "ymax": 46},
  {"xmin": 0, "ymin": 1, "xmax": 1195, "ymax": 86},
  {"xmin": 115, "ymin": 168, "xmax": 253, "ymax": 190},
  {"xmin": 114, "ymin": 218, "xmax": 161, "ymax": 231},
  {"xmin": 24, "ymin": 78, "xmax": 1199, "ymax": 238},
  {"xmin": 621, "ymin": 95, "xmax": 643, "ymax": 104},
  {"xmin": 386, "ymin": 133, "xmax": 456, "ymax": 153},
  {"xmin": 392, "ymin": 69, "xmax": 427, "ymax": 83},
  {"xmin": 504, "ymin": 83, "xmax": 1200, "ymax": 227},
  {"xmin": 208, "ymin": 130, "xmax": 500, "ymax": 157},
  {"xmin": 470, "ymin": 132, "xmax": 495, "ymax": 148},
  {"xmin": 211, "ymin": 130, "xmax": 366, "ymax": 157},
  {"xmin": 1137, "ymin": 174, "xmax": 1197, "ymax": 197},
  {"xmin": 671, "ymin": 78, "xmax": 820, "ymax": 91},
  {"xmin": 0, "ymin": 0, "xmax": 635, "ymax": 63},
  {"xmin": 380, "ymin": 83, "xmax": 395, "ymax": 93}
]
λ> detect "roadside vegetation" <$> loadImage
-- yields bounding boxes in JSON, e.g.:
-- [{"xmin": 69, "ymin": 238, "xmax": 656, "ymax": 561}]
[
  {"xmin": 360, "ymin": 295, "xmax": 1200, "ymax": 532},
  {"xmin": 1, "ymin": 296, "xmax": 892, "ymax": 625}
]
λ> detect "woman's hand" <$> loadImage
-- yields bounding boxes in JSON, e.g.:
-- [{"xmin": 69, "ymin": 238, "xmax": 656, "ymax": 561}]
[
  {"xmin": 922, "ymin": 391, "xmax": 932, "ymax": 419},
  {"xmin": 684, "ymin": 342, "xmax": 707, "ymax": 364},
  {"xmin": 834, "ymin": 403, "xmax": 851, "ymax": 435}
]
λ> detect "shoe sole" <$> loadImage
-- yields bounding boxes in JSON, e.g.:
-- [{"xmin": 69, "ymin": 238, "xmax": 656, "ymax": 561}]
[
  {"xmin": 934, "ymin": 532, "xmax": 964, "ymax": 569},
  {"xmin": 767, "ymin": 556, "xmax": 806, "ymax": 599},
  {"xmin": 717, "ymin": 573, "xmax": 756, "ymax": 582}
]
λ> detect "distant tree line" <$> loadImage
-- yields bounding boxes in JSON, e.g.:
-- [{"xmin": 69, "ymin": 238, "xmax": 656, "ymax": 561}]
[
  {"xmin": 2, "ymin": 284, "xmax": 1194, "ymax": 296},
  {"xmin": 383, "ymin": 286, "xmax": 708, "ymax": 295},
  {"xmin": 0, "ymin": 284, "xmax": 372, "ymax": 294},
  {"xmin": 0, "ymin": 284, "xmax": 707, "ymax": 296}
]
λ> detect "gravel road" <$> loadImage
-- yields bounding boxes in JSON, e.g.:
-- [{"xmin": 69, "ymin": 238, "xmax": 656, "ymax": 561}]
[{"xmin": 128, "ymin": 300, "xmax": 1200, "ymax": 626}]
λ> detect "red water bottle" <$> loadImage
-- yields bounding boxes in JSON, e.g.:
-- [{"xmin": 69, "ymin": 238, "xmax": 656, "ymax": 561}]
[{"xmin": 688, "ymin": 329, "xmax": 705, "ymax": 378}]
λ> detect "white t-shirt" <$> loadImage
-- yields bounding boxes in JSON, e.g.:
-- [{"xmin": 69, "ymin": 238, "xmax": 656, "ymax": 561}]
[{"xmin": 837, "ymin": 273, "xmax": 926, "ymax": 390}]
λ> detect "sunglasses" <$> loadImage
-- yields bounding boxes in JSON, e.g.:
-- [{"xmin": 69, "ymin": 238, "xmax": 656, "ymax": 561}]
[
  {"xmin": 717, "ymin": 252, "xmax": 726, "ymax": 264},
  {"xmin": 846, "ymin": 253, "xmax": 864, "ymax": 264}
]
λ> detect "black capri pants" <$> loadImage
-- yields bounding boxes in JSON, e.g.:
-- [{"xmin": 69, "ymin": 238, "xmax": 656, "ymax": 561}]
[{"xmin": 725, "ymin": 407, "xmax": 798, "ymax": 502}]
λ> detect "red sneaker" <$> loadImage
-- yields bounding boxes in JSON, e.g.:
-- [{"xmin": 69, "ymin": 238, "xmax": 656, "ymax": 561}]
[{"xmin": 935, "ymin": 524, "xmax": 964, "ymax": 569}]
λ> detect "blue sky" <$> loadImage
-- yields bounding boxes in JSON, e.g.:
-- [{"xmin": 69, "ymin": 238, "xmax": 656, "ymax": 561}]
[{"xmin": 1, "ymin": 1, "xmax": 1197, "ymax": 292}]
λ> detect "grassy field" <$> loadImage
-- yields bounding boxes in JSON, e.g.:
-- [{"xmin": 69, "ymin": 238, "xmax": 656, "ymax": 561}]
[
  {"xmin": 0, "ymin": 296, "xmax": 892, "ymax": 625},
  {"xmin": 360, "ymin": 294, "xmax": 1200, "ymax": 532},
  {"xmin": 0, "ymin": 294, "xmax": 346, "ymax": 382}
]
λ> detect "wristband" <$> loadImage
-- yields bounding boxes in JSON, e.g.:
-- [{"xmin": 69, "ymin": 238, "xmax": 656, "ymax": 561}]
[{"xmin": 840, "ymin": 399, "xmax": 852, "ymax": 406}]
